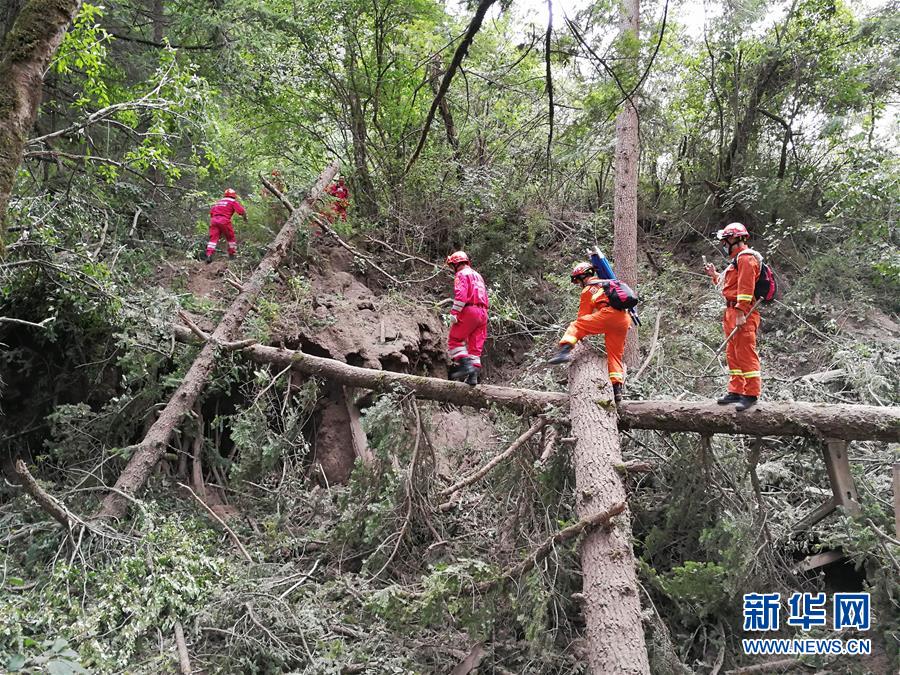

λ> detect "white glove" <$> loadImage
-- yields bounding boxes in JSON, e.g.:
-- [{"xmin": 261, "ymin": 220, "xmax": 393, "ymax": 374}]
[{"xmin": 449, "ymin": 314, "xmax": 458, "ymax": 325}]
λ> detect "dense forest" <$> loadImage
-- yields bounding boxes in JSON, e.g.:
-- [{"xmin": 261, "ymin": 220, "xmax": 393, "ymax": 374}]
[{"xmin": 0, "ymin": 0, "xmax": 898, "ymax": 672}]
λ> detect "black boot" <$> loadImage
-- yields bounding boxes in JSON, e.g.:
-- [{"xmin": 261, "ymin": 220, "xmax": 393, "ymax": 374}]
[
  {"xmin": 735, "ymin": 395, "xmax": 758, "ymax": 412},
  {"xmin": 465, "ymin": 368, "xmax": 479, "ymax": 387},
  {"xmin": 612, "ymin": 383, "xmax": 623, "ymax": 403},
  {"xmin": 449, "ymin": 358, "xmax": 475, "ymax": 382},
  {"xmin": 205, "ymin": 254, "xmax": 213, "ymax": 264},
  {"xmin": 717, "ymin": 392, "xmax": 741, "ymax": 405},
  {"xmin": 548, "ymin": 344, "xmax": 574, "ymax": 364}
]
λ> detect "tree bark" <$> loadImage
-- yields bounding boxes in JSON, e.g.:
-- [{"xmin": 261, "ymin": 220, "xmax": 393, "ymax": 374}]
[
  {"xmin": 568, "ymin": 345, "xmax": 649, "ymax": 673},
  {"xmin": 173, "ymin": 330, "xmax": 900, "ymax": 442},
  {"xmin": 95, "ymin": 162, "xmax": 339, "ymax": 520},
  {"xmin": 612, "ymin": 0, "xmax": 640, "ymax": 369},
  {"xmin": 0, "ymin": 0, "xmax": 84, "ymax": 242}
]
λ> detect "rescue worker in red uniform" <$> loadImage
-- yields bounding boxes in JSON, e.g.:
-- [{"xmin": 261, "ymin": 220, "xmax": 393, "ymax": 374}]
[
  {"xmin": 206, "ymin": 188, "xmax": 247, "ymax": 263},
  {"xmin": 445, "ymin": 251, "xmax": 489, "ymax": 386},
  {"xmin": 325, "ymin": 177, "xmax": 350, "ymax": 222},
  {"xmin": 704, "ymin": 222, "xmax": 762, "ymax": 412},
  {"xmin": 548, "ymin": 262, "xmax": 631, "ymax": 402}
]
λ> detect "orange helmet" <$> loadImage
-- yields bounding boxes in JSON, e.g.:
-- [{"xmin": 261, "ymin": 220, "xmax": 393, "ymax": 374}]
[
  {"xmin": 446, "ymin": 251, "xmax": 469, "ymax": 266},
  {"xmin": 271, "ymin": 170, "xmax": 280, "ymax": 176},
  {"xmin": 223, "ymin": 188, "xmax": 238, "ymax": 199},
  {"xmin": 716, "ymin": 222, "xmax": 749, "ymax": 240},
  {"xmin": 570, "ymin": 261, "xmax": 594, "ymax": 282}
]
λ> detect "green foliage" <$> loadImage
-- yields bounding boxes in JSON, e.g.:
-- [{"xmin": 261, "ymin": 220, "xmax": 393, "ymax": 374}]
[{"xmin": 0, "ymin": 513, "xmax": 230, "ymax": 673}]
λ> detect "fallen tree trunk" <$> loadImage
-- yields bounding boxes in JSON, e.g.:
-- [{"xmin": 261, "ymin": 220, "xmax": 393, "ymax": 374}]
[
  {"xmin": 96, "ymin": 162, "xmax": 339, "ymax": 519},
  {"xmin": 170, "ymin": 329, "xmax": 900, "ymax": 441},
  {"xmin": 569, "ymin": 346, "xmax": 649, "ymax": 673},
  {"xmin": 616, "ymin": 399, "xmax": 900, "ymax": 442}
]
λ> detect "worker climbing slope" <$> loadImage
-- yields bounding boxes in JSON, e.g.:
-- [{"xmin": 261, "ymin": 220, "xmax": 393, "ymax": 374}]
[
  {"xmin": 704, "ymin": 222, "xmax": 764, "ymax": 412},
  {"xmin": 325, "ymin": 176, "xmax": 350, "ymax": 222},
  {"xmin": 548, "ymin": 261, "xmax": 635, "ymax": 403},
  {"xmin": 445, "ymin": 251, "xmax": 489, "ymax": 386},
  {"xmin": 206, "ymin": 188, "xmax": 247, "ymax": 264}
]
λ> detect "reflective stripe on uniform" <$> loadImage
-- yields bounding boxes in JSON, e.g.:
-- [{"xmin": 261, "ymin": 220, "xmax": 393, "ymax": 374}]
[
  {"xmin": 449, "ymin": 346, "xmax": 468, "ymax": 358},
  {"xmin": 560, "ymin": 335, "xmax": 578, "ymax": 345},
  {"xmin": 451, "ymin": 300, "xmax": 465, "ymax": 311},
  {"xmin": 736, "ymin": 294, "xmax": 754, "ymax": 302},
  {"xmin": 608, "ymin": 372, "xmax": 623, "ymax": 378},
  {"xmin": 470, "ymin": 356, "xmax": 481, "ymax": 367},
  {"xmin": 729, "ymin": 369, "xmax": 742, "ymax": 375},
  {"xmin": 742, "ymin": 371, "xmax": 761, "ymax": 378}
]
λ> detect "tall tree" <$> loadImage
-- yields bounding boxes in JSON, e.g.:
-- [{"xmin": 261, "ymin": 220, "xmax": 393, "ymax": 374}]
[
  {"xmin": 0, "ymin": 0, "xmax": 84, "ymax": 245},
  {"xmin": 612, "ymin": 0, "xmax": 640, "ymax": 369}
]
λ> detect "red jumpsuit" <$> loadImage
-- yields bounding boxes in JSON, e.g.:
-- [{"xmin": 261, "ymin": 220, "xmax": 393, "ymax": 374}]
[
  {"xmin": 448, "ymin": 265, "xmax": 489, "ymax": 369},
  {"xmin": 559, "ymin": 279, "xmax": 631, "ymax": 384},
  {"xmin": 711, "ymin": 245, "xmax": 761, "ymax": 397},
  {"xmin": 325, "ymin": 181, "xmax": 350, "ymax": 222},
  {"xmin": 207, "ymin": 197, "xmax": 246, "ymax": 257}
]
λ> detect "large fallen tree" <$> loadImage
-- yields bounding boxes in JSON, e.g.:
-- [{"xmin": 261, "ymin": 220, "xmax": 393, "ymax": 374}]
[
  {"xmin": 95, "ymin": 162, "xmax": 340, "ymax": 519},
  {"xmin": 170, "ymin": 332, "xmax": 899, "ymax": 442},
  {"xmin": 569, "ymin": 347, "xmax": 650, "ymax": 673}
]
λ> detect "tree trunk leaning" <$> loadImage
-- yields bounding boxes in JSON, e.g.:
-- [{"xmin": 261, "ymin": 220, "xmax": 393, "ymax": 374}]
[
  {"xmin": 95, "ymin": 162, "xmax": 339, "ymax": 520},
  {"xmin": 612, "ymin": 0, "xmax": 640, "ymax": 369},
  {"xmin": 0, "ymin": 0, "xmax": 84, "ymax": 243},
  {"xmin": 568, "ymin": 345, "xmax": 649, "ymax": 673}
]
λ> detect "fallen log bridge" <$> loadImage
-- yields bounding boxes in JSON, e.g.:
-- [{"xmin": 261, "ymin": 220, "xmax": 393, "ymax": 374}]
[{"xmin": 171, "ymin": 331, "xmax": 899, "ymax": 442}]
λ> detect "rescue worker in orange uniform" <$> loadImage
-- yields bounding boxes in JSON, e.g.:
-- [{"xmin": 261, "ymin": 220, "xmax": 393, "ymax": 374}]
[
  {"xmin": 548, "ymin": 262, "xmax": 631, "ymax": 402},
  {"xmin": 445, "ymin": 251, "xmax": 489, "ymax": 386},
  {"xmin": 704, "ymin": 222, "xmax": 762, "ymax": 412}
]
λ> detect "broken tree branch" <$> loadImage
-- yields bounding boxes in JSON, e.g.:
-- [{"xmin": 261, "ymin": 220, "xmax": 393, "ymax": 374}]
[
  {"xmin": 14, "ymin": 459, "xmax": 78, "ymax": 529},
  {"xmin": 178, "ymin": 482, "xmax": 252, "ymax": 562},
  {"xmin": 440, "ymin": 417, "xmax": 548, "ymax": 497},
  {"xmin": 477, "ymin": 502, "xmax": 626, "ymax": 593},
  {"xmin": 404, "ymin": 0, "xmax": 499, "ymax": 175},
  {"xmin": 174, "ymin": 621, "xmax": 191, "ymax": 675}
]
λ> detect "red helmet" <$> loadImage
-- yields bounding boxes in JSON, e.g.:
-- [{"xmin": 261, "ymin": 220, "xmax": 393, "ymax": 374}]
[
  {"xmin": 570, "ymin": 262, "xmax": 595, "ymax": 282},
  {"xmin": 446, "ymin": 251, "xmax": 469, "ymax": 266},
  {"xmin": 223, "ymin": 188, "xmax": 238, "ymax": 199},
  {"xmin": 716, "ymin": 222, "xmax": 749, "ymax": 240}
]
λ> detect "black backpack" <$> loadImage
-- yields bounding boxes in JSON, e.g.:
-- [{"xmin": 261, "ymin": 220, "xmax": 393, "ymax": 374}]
[{"xmin": 734, "ymin": 250, "xmax": 779, "ymax": 304}]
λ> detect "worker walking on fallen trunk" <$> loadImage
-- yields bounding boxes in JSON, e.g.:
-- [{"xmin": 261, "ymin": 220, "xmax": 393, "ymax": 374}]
[
  {"xmin": 206, "ymin": 188, "xmax": 247, "ymax": 264},
  {"xmin": 548, "ymin": 262, "xmax": 633, "ymax": 402},
  {"xmin": 445, "ymin": 251, "xmax": 489, "ymax": 386},
  {"xmin": 704, "ymin": 222, "xmax": 763, "ymax": 412}
]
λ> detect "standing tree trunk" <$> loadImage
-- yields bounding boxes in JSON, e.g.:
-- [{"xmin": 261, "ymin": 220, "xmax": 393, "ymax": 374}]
[
  {"xmin": 569, "ymin": 345, "xmax": 649, "ymax": 673},
  {"xmin": 612, "ymin": 0, "xmax": 640, "ymax": 369},
  {"xmin": 344, "ymin": 25, "xmax": 377, "ymax": 219},
  {"xmin": 0, "ymin": 0, "xmax": 83, "ymax": 245},
  {"xmin": 95, "ymin": 162, "xmax": 339, "ymax": 520}
]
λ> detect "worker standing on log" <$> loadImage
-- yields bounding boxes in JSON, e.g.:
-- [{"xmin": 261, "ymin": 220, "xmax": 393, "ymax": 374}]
[
  {"xmin": 704, "ymin": 222, "xmax": 762, "ymax": 412},
  {"xmin": 324, "ymin": 176, "xmax": 350, "ymax": 222},
  {"xmin": 445, "ymin": 251, "xmax": 489, "ymax": 386},
  {"xmin": 548, "ymin": 262, "xmax": 632, "ymax": 403},
  {"xmin": 206, "ymin": 188, "xmax": 247, "ymax": 264}
]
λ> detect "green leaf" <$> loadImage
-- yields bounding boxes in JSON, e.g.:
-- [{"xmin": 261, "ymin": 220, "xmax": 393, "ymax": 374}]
[{"xmin": 6, "ymin": 655, "xmax": 27, "ymax": 672}]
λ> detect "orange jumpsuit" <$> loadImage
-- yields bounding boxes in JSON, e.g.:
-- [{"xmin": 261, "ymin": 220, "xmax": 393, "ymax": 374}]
[
  {"xmin": 559, "ymin": 278, "xmax": 631, "ymax": 384},
  {"xmin": 712, "ymin": 245, "xmax": 761, "ymax": 397}
]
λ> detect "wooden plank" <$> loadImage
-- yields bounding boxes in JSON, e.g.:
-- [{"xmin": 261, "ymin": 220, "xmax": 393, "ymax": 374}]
[
  {"xmin": 796, "ymin": 550, "xmax": 845, "ymax": 572},
  {"xmin": 822, "ymin": 439, "xmax": 861, "ymax": 516},
  {"xmin": 793, "ymin": 497, "xmax": 836, "ymax": 531}
]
